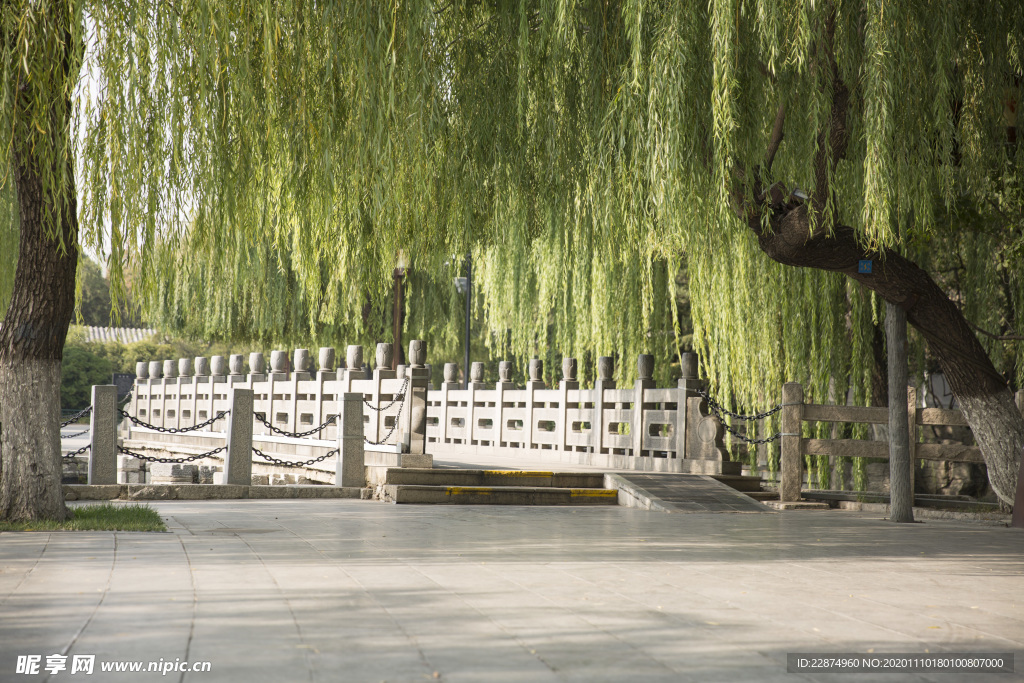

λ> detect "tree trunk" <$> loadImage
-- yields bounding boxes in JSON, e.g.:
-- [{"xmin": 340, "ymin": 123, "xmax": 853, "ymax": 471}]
[
  {"xmin": 750, "ymin": 206, "xmax": 1023, "ymax": 506},
  {"xmin": 0, "ymin": 10, "xmax": 79, "ymax": 521},
  {"xmin": 886, "ymin": 302, "xmax": 914, "ymax": 523}
]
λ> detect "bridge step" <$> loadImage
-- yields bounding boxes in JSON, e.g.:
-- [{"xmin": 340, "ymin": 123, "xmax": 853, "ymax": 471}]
[
  {"xmin": 384, "ymin": 468, "xmax": 606, "ymax": 489},
  {"xmin": 384, "ymin": 484, "xmax": 618, "ymax": 505}
]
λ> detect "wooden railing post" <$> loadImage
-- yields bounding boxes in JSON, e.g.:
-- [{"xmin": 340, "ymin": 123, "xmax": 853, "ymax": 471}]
[{"xmin": 780, "ymin": 382, "xmax": 804, "ymax": 502}]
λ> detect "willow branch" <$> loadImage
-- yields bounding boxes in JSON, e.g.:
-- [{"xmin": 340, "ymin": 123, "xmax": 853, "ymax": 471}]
[{"xmin": 969, "ymin": 321, "xmax": 1024, "ymax": 342}]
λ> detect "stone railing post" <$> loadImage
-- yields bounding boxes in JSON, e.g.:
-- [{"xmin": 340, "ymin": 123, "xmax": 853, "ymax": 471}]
[
  {"xmin": 593, "ymin": 356, "xmax": 616, "ymax": 455},
  {"xmin": 401, "ymin": 340, "xmax": 429, "ymax": 455},
  {"xmin": 468, "ymin": 362, "xmax": 485, "ymax": 445},
  {"xmin": 780, "ymin": 382, "xmax": 804, "ymax": 502},
  {"xmin": 371, "ymin": 344, "xmax": 396, "ymax": 443},
  {"xmin": 557, "ymin": 357, "xmax": 578, "ymax": 454},
  {"xmin": 177, "ymin": 358, "xmax": 192, "ymax": 429},
  {"xmin": 336, "ymin": 393, "xmax": 364, "ymax": 487},
  {"xmin": 88, "ymin": 385, "xmax": 117, "ymax": 485},
  {"xmin": 632, "ymin": 355, "xmax": 654, "ymax": 458},
  {"xmin": 525, "ymin": 359, "xmax": 545, "ymax": 449},
  {"xmin": 147, "ymin": 361, "xmax": 162, "ymax": 427},
  {"xmin": 223, "ymin": 387, "xmax": 253, "ymax": 486},
  {"xmin": 496, "ymin": 361, "xmax": 514, "ymax": 448},
  {"xmin": 676, "ymin": 353, "xmax": 702, "ymax": 460}
]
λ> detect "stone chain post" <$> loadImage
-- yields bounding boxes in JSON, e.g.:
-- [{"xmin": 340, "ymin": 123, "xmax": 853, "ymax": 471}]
[
  {"xmin": 223, "ymin": 387, "xmax": 253, "ymax": 486},
  {"xmin": 632, "ymin": 355, "xmax": 654, "ymax": 457},
  {"xmin": 593, "ymin": 357, "xmax": 615, "ymax": 455},
  {"xmin": 336, "ymin": 393, "xmax": 365, "ymax": 487},
  {"xmin": 780, "ymin": 382, "xmax": 804, "ymax": 502},
  {"xmin": 88, "ymin": 385, "xmax": 117, "ymax": 485},
  {"xmin": 676, "ymin": 353, "xmax": 702, "ymax": 460}
]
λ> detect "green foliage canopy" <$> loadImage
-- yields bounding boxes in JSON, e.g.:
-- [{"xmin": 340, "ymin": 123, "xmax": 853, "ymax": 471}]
[{"xmin": 5, "ymin": 1, "xmax": 1021, "ymax": 410}]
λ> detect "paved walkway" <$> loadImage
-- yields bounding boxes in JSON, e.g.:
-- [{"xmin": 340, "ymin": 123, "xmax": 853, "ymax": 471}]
[{"xmin": 2, "ymin": 500, "xmax": 1023, "ymax": 682}]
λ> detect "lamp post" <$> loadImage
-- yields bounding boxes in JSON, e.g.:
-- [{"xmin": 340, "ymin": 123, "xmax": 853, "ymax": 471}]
[
  {"xmin": 454, "ymin": 253, "xmax": 472, "ymax": 389},
  {"xmin": 392, "ymin": 250, "xmax": 410, "ymax": 370}
]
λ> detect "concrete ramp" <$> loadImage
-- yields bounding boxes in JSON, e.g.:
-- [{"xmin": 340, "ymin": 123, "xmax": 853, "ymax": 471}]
[{"xmin": 608, "ymin": 473, "xmax": 773, "ymax": 513}]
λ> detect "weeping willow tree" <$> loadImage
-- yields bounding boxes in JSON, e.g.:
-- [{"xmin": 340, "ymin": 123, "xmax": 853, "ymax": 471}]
[{"xmin": 2, "ymin": 1, "xmax": 1022, "ymax": 519}]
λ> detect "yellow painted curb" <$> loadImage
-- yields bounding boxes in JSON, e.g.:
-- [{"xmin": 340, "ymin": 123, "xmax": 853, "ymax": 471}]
[
  {"xmin": 447, "ymin": 487, "xmax": 493, "ymax": 496},
  {"xmin": 482, "ymin": 470, "xmax": 553, "ymax": 477},
  {"xmin": 569, "ymin": 489, "xmax": 618, "ymax": 498}
]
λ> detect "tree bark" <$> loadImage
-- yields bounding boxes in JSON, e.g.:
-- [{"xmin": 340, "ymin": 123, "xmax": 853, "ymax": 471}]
[
  {"xmin": 0, "ymin": 7, "xmax": 79, "ymax": 521},
  {"xmin": 886, "ymin": 302, "xmax": 914, "ymax": 522}
]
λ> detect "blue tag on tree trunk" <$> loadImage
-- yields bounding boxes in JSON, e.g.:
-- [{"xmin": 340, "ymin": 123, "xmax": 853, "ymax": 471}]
[{"xmin": 858, "ymin": 260, "xmax": 872, "ymax": 274}]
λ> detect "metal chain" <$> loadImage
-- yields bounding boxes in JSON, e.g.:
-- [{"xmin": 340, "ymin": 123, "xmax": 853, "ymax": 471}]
[
  {"xmin": 118, "ymin": 445, "xmax": 227, "ymax": 463},
  {"xmin": 62, "ymin": 444, "xmax": 91, "ymax": 459},
  {"xmin": 696, "ymin": 388, "xmax": 782, "ymax": 422},
  {"xmin": 254, "ymin": 413, "xmax": 338, "ymax": 438},
  {"xmin": 118, "ymin": 392, "xmax": 133, "ymax": 407},
  {"xmin": 61, "ymin": 429, "xmax": 91, "ymax": 438},
  {"xmin": 363, "ymin": 378, "xmax": 409, "ymax": 412},
  {"xmin": 61, "ymin": 406, "xmax": 92, "ymax": 427},
  {"xmin": 364, "ymin": 387, "xmax": 406, "ymax": 446},
  {"xmin": 252, "ymin": 446, "xmax": 338, "ymax": 468},
  {"xmin": 718, "ymin": 418, "xmax": 782, "ymax": 445},
  {"xmin": 120, "ymin": 409, "xmax": 230, "ymax": 433}
]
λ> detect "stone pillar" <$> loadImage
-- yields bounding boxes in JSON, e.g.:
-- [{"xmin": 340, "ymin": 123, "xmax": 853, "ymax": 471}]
[
  {"xmin": 593, "ymin": 356, "xmax": 616, "ymax": 454},
  {"xmin": 293, "ymin": 348, "xmax": 312, "ymax": 381},
  {"xmin": 336, "ymin": 393, "xmax": 365, "ymax": 487},
  {"xmin": 88, "ymin": 385, "xmax": 117, "ymax": 485},
  {"xmin": 401, "ymin": 340, "xmax": 429, "ymax": 455},
  {"xmin": 371, "ymin": 344, "xmax": 396, "ymax": 442},
  {"xmin": 632, "ymin": 355, "xmax": 655, "ymax": 458},
  {"xmin": 780, "ymin": 382, "xmax": 804, "ymax": 502},
  {"xmin": 523, "ymin": 359, "xmax": 545, "ymax": 449},
  {"xmin": 194, "ymin": 357, "xmax": 209, "ymax": 432},
  {"xmin": 496, "ymin": 361, "xmax": 514, "ymax": 448},
  {"xmin": 223, "ymin": 387, "xmax": 254, "ymax": 486},
  {"xmin": 557, "ymin": 357, "xmax": 579, "ymax": 454},
  {"xmin": 346, "ymin": 345, "xmax": 367, "ymax": 381},
  {"xmin": 676, "ymin": 352, "xmax": 702, "ymax": 460},
  {"xmin": 148, "ymin": 361, "xmax": 162, "ymax": 427}
]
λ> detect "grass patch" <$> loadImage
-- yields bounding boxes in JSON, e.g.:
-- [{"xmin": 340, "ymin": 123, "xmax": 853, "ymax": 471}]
[{"xmin": 0, "ymin": 503, "xmax": 166, "ymax": 532}]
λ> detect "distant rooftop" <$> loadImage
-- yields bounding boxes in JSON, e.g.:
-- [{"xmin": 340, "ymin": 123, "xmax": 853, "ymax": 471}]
[{"xmin": 74, "ymin": 325, "xmax": 157, "ymax": 344}]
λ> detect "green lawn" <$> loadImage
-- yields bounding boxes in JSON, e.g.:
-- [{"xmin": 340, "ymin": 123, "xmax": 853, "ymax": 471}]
[{"xmin": 0, "ymin": 503, "xmax": 167, "ymax": 532}]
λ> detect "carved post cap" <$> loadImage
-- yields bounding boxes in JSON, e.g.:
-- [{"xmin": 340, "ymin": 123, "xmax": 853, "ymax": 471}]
[
  {"xmin": 194, "ymin": 357, "xmax": 209, "ymax": 377},
  {"xmin": 292, "ymin": 348, "xmax": 311, "ymax": 373},
  {"xmin": 408, "ymin": 339, "xmax": 426, "ymax": 367},
  {"xmin": 149, "ymin": 361, "xmax": 163, "ymax": 379},
  {"xmin": 528, "ymin": 358, "xmax": 543, "ymax": 383},
  {"xmin": 162, "ymin": 360, "xmax": 177, "ymax": 379},
  {"xmin": 249, "ymin": 352, "xmax": 266, "ymax": 374},
  {"xmin": 498, "ymin": 361, "xmax": 513, "ymax": 383},
  {"xmin": 470, "ymin": 362, "xmax": 485, "ymax": 383},
  {"xmin": 443, "ymin": 363, "xmax": 459, "ymax": 384},
  {"xmin": 136, "ymin": 361, "xmax": 149, "ymax": 379},
  {"xmin": 229, "ymin": 354, "xmax": 245, "ymax": 375},
  {"xmin": 681, "ymin": 352, "xmax": 699, "ymax": 380},
  {"xmin": 270, "ymin": 350, "xmax": 289, "ymax": 373},
  {"xmin": 637, "ymin": 354, "xmax": 654, "ymax": 381},
  {"xmin": 376, "ymin": 343, "xmax": 393, "ymax": 370},
  {"xmin": 346, "ymin": 345, "xmax": 363, "ymax": 371},
  {"xmin": 178, "ymin": 358, "xmax": 192, "ymax": 377},
  {"xmin": 561, "ymin": 357, "xmax": 577, "ymax": 382},
  {"xmin": 597, "ymin": 356, "xmax": 614, "ymax": 382},
  {"xmin": 318, "ymin": 347, "xmax": 336, "ymax": 372},
  {"xmin": 210, "ymin": 355, "xmax": 227, "ymax": 376}
]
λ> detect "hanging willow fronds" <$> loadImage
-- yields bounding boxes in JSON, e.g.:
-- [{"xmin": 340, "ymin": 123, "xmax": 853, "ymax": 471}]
[{"xmin": 3, "ymin": 0, "xmax": 1020, "ymax": 415}]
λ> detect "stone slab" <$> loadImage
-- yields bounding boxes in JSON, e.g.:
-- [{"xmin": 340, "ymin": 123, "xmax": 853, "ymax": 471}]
[
  {"xmin": 63, "ymin": 484, "xmax": 125, "ymax": 500},
  {"xmin": 608, "ymin": 473, "xmax": 772, "ymax": 513},
  {"xmin": 248, "ymin": 486, "xmax": 364, "ymax": 499},
  {"xmin": 384, "ymin": 468, "xmax": 605, "ymax": 489}
]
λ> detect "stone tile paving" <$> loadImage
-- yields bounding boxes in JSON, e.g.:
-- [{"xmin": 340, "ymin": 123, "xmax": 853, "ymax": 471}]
[{"xmin": 0, "ymin": 500, "xmax": 1022, "ymax": 682}]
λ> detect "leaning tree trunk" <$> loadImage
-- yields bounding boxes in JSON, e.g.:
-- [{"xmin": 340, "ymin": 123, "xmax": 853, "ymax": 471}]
[{"xmin": 751, "ymin": 205, "xmax": 1024, "ymax": 506}]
